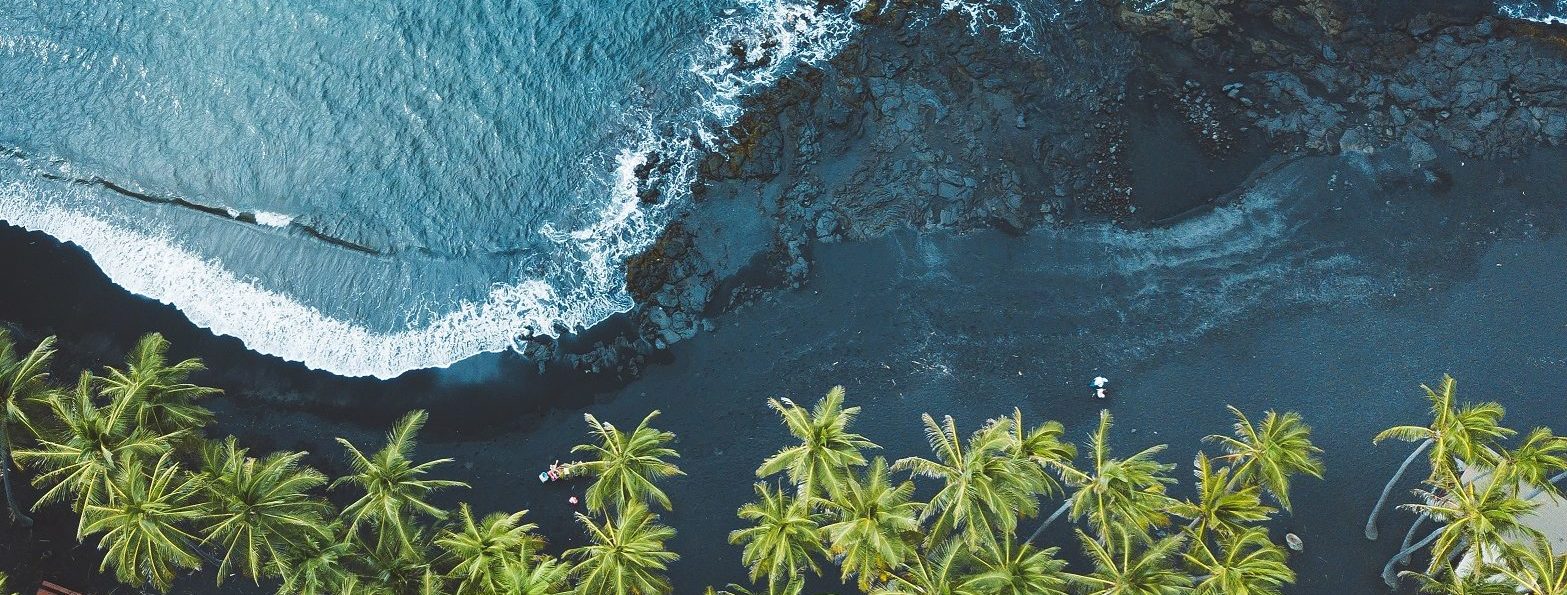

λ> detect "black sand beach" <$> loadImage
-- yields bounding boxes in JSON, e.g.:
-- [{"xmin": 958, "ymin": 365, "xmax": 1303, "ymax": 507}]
[
  {"xmin": 6, "ymin": 1, "xmax": 1567, "ymax": 593},
  {"xmin": 3, "ymin": 142, "xmax": 1567, "ymax": 593}
]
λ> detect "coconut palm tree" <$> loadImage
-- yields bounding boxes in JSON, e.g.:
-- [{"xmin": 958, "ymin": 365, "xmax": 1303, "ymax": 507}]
[
  {"xmin": 820, "ymin": 457, "xmax": 922, "ymax": 592},
  {"xmin": 277, "ymin": 522, "xmax": 358, "ymax": 595},
  {"xmin": 566, "ymin": 501, "xmax": 680, "ymax": 595},
  {"xmin": 332, "ymin": 410, "xmax": 467, "ymax": 551},
  {"xmin": 573, "ymin": 410, "xmax": 683, "ymax": 513},
  {"xmin": 756, "ymin": 386, "xmax": 879, "ymax": 501},
  {"xmin": 1495, "ymin": 534, "xmax": 1567, "ymax": 594},
  {"xmin": 1068, "ymin": 528, "xmax": 1191, "ymax": 595},
  {"xmin": 0, "ymin": 331, "xmax": 56, "ymax": 527},
  {"xmin": 1000, "ymin": 408, "xmax": 1076, "ymax": 503},
  {"xmin": 1184, "ymin": 527, "xmax": 1294, "ymax": 595},
  {"xmin": 98, "ymin": 333, "xmax": 220, "ymax": 438},
  {"xmin": 893, "ymin": 413, "xmax": 1037, "ymax": 548},
  {"xmin": 1396, "ymin": 426, "xmax": 1567, "ymax": 569},
  {"xmin": 1503, "ymin": 428, "xmax": 1567, "ymax": 496},
  {"xmin": 434, "ymin": 503, "xmax": 542, "ymax": 595},
  {"xmin": 355, "ymin": 519, "xmax": 435, "ymax": 594},
  {"xmin": 1029, "ymin": 410, "xmax": 1176, "ymax": 544},
  {"xmin": 1384, "ymin": 463, "xmax": 1539, "ymax": 587},
  {"xmin": 1398, "ymin": 566, "xmax": 1516, "ymax": 595},
  {"xmin": 1204, "ymin": 406, "xmax": 1323, "ymax": 512},
  {"xmin": 81, "ymin": 451, "xmax": 204, "ymax": 592},
  {"xmin": 966, "ymin": 537, "xmax": 1071, "ymax": 595},
  {"xmin": 195, "ymin": 437, "xmax": 331, "ymax": 585},
  {"xmin": 729, "ymin": 482, "xmax": 826, "ymax": 591},
  {"xmin": 497, "ymin": 549, "xmax": 571, "ymax": 595},
  {"xmin": 870, "ymin": 540, "xmax": 984, "ymax": 595},
  {"xmin": 1367, "ymin": 376, "xmax": 1513, "ymax": 540},
  {"xmin": 1169, "ymin": 453, "xmax": 1274, "ymax": 542},
  {"xmin": 17, "ymin": 372, "xmax": 178, "ymax": 537}
]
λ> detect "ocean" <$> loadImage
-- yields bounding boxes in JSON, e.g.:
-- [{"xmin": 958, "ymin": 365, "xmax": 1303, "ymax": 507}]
[
  {"xmin": 0, "ymin": 0, "xmax": 1556, "ymax": 382},
  {"xmin": 0, "ymin": 0, "xmax": 888, "ymax": 378}
]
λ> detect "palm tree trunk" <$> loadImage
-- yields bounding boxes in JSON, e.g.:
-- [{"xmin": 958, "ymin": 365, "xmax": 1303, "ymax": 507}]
[
  {"xmin": 1025, "ymin": 500, "xmax": 1072, "ymax": 545},
  {"xmin": 1393, "ymin": 512, "xmax": 1429, "ymax": 567},
  {"xmin": 1382, "ymin": 525, "xmax": 1446, "ymax": 588},
  {"xmin": 1366, "ymin": 439, "xmax": 1431, "ymax": 540},
  {"xmin": 0, "ymin": 425, "xmax": 32, "ymax": 527}
]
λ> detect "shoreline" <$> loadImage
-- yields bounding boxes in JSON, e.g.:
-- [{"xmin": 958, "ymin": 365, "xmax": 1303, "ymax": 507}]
[
  {"xmin": 5, "ymin": 141, "xmax": 1567, "ymax": 593},
  {"xmin": 6, "ymin": 0, "xmax": 1567, "ymax": 592}
]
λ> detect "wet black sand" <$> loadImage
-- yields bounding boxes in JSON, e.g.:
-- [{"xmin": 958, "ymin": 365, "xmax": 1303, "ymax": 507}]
[{"xmin": 2, "ymin": 142, "xmax": 1567, "ymax": 593}]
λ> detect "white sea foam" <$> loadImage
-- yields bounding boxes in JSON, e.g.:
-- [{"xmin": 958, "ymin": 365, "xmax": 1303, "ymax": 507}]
[
  {"xmin": 0, "ymin": 0, "xmax": 874, "ymax": 379},
  {"xmin": 1, "ymin": 0, "xmax": 1074, "ymax": 378},
  {"xmin": 1497, "ymin": 0, "xmax": 1567, "ymax": 24},
  {"xmin": 252, "ymin": 211, "xmax": 293, "ymax": 228}
]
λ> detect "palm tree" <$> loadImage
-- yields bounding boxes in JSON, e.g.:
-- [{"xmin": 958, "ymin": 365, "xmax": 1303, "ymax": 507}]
[
  {"xmin": 756, "ymin": 386, "xmax": 879, "ymax": 501},
  {"xmin": 1367, "ymin": 376, "xmax": 1513, "ymax": 540},
  {"xmin": 1000, "ymin": 408, "xmax": 1075, "ymax": 503},
  {"xmin": 573, "ymin": 410, "xmax": 683, "ymax": 513},
  {"xmin": 1495, "ymin": 534, "xmax": 1567, "ymax": 594},
  {"xmin": 98, "ymin": 333, "xmax": 220, "ymax": 437},
  {"xmin": 729, "ymin": 482, "xmax": 826, "ymax": 591},
  {"xmin": 434, "ymin": 503, "xmax": 542, "ymax": 595},
  {"xmin": 1503, "ymin": 427, "xmax": 1567, "ymax": 495},
  {"xmin": 1184, "ymin": 527, "xmax": 1294, "ymax": 595},
  {"xmin": 820, "ymin": 457, "xmax": 922, "ymax": 592},
  {"xmin": 1169, "ymin": 453, "xmax": 1274, "ymax": 542},
  {"xmin": 16, "ymin": 372, "xmax": 177, "ymax": 536},
  {"xmin": 1205, "ymin": 406, "xmax": 1323, "ymax": 512},
  {"xmin": 354, "ymin": 520, "xmax": 435, "ymax": 594},
  {"xmin": 1398, "ymin": 566, "xmax": 1516, "ymax": 595},
  {"xmin": 1384, "ymin": 463, "xmax": 1539, "ymax": 587},
  {"xmin": 332, "ymin": 410, "xmax": 467, "ymax": 551},
  {"xmin": 1029, "ymin": 410, "xmax": 1176, "ymax": 544},
  {"xmin": 0, "ymin": 331, "xmax": 56, "ymax": 526},
  {"xmin": 81, "ymin": 452, "xmax": 204, "ymax": 592},
  {"xmin": 870, "ymin": 541, "xmax": 983, "ymax": 595},
  {"xmin": 966, "ymin": 537, "xmax": 1071, "ymax": 595},
  {"xmin": 497, "ymin": 550, "xmax": 571, "ymax": 595},
  {"xmin": 194, "ymin": 437, "xmax": 331, "ymax": 585},
  {"xmin": 276, "ymin": 523, "xmax": 358, "ymax": 595},
  {"xmin": 893, "ymin": 414, "xmax": 1037, "ymax": 548},
  {"xmin": 1068, "ymin": 528, "xmax": 1191, "ymax": 595},
  {"xmin": 566, "ymin": 502, "xmax": 679, "ymax": 595},
  {"xmin": 1397, "ymin": 426, "xmax": 1567, "ymax": 568}
]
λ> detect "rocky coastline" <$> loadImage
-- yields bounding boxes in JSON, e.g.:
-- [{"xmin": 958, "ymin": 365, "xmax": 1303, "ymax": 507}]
[{"xmin": 533, "ymin": 0, "xmax": 1567, "ymax": 380}]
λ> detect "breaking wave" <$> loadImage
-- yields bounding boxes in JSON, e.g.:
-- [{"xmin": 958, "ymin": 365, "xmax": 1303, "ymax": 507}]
[
  {"xmin": 0, "ymin": 0, "xmax": 875, "ymax": 379},
  {"xmin": 0, "ymin": 0, "xmax": 1070, "ymax": 379},
  {"xmin": 1497, "ymin": 0, "xmax": 1567, "ymax": 24}
]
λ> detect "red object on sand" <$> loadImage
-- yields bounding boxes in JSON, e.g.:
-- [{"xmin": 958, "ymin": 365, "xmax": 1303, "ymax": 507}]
[{"xmin": 37, "ymin": 581, "xmax": 85, "ymax": 595}]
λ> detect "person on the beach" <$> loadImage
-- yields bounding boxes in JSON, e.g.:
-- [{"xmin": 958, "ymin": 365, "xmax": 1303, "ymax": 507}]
[
  {"xmin": 1092, "ymin": 376, "xmax": 1109, "ymax": 399},
  {"xmin": 547, "ymin": 460, "xmax": 562, "ymax": 480}
]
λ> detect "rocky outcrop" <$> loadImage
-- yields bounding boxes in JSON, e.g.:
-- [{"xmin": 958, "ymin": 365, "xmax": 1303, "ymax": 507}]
[{"xmin": 548, "ymin": 0, "xmax": 1567, "ymax": 378}]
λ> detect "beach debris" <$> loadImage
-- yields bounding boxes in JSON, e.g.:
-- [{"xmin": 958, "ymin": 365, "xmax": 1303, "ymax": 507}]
[{"xmin": 1285, "ymin": 533, "xmax": 1304, "ymax": 552}]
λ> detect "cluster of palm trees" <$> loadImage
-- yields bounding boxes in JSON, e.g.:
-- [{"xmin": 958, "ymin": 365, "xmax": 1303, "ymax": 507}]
[
  {"xmin": 714, "ymin": 385, "xmax": 1325, "ymax": 595},
  {"xmin": 39, "ymin": 330, "xmax": 1566, "ymax": 593},
  {"xmin": 1366, "ymin": 375, "xmax": 1567, "ymax": 593},
  {"xmin": 0, "ymin": 331, "xmax": 682, "ymax": 594}
]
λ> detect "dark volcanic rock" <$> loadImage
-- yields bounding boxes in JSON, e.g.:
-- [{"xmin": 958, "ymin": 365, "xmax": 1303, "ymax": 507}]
[{"xmin": 564, "ymin": 0, "xmax": 1567, "ymax": 380}]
